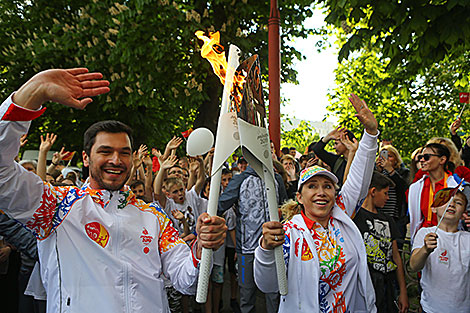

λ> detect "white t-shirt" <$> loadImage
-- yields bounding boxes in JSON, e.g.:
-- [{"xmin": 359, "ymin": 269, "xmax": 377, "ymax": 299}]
[
  {"xmin": 165, "ymin": 187, "xmax": 207, "ymax": 236},
  {"xmin": 412, "ymin": 226, "xmax": 470, "ymax": 313}
]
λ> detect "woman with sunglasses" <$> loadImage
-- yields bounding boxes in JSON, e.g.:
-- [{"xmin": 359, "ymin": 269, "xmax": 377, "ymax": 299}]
[
  {"xmin": 253, "ymin": 94, "xmax": 378, "ymax": 313},
  {"xmin": 408, "ymin": 143, "xmax": 459, "ymax": 241},
  {"xmin": 411, "ymin": 137, "xmax": 470, "ymax": 184}
]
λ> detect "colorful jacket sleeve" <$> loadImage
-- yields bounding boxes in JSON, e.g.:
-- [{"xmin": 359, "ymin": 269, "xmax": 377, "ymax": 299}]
[
  {"xmin": 153, "ymin": 202, "xmax": 200, "ymax": 294},
  {"xmin": 0, "ymin": 95, "xmax": 64, "ymax": 240}
]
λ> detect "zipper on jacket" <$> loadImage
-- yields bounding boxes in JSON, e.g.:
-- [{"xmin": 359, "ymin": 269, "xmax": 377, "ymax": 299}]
[
  {"xmin": 124, "ymin": 261, "xmax": 130, "ymax": 312},
  {"xmin": 111, "ymin": 193, "xmax": 131, "ymax": 313}
]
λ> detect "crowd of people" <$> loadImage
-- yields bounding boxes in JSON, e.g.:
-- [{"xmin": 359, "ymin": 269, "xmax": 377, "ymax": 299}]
[{"xmin": 1, "ymin": 68, "xmax": 470, "ymax": 313}]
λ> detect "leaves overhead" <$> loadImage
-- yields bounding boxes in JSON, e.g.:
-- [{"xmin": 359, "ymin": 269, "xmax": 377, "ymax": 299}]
[
  {"xmin": 327, "ymin": 49, "xmax": 470, "ymax": 160},
  {"xmin": 0, "ymin": 0, "xmax": 317, "ymax": 154},
  {"xmin": 320, "ymin": 0, "xmax": 470, "ymax": 74}
]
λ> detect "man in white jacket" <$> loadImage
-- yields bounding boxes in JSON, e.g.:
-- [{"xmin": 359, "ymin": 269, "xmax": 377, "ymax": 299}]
[{"xmin": 0, "ymin": 68, "xmax": 227, "ymax": 313}]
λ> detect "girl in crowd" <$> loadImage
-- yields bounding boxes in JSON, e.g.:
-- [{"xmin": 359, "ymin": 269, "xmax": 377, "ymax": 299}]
[
  {"xmin": 376, "ymin": 145, "xmax": 409, "ymax": 238},
  {"xmin": 280, "ymin": 154, "xmax": 299, "ymax": 200},
  {"xmin": 253, "ymin": 94, "xmax": 378, "ymax": 312}
]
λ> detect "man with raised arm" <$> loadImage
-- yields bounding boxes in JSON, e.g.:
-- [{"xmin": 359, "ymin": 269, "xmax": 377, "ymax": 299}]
[{"xmin": 0, "ymin": 68, "xmax": 227, "ymax": 313}]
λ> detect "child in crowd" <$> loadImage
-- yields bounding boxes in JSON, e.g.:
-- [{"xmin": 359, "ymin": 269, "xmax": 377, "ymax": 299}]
[
  {"xmin": 410, "ymin": 188, "xmax": 470, "ymax": 313},
  {"xmin": 353, "ymin": 171, "xmax": 409, "ymax": 313},
  {"xmin": 154, "ymin": 155, "xmax": 206, "ymax": 243}
]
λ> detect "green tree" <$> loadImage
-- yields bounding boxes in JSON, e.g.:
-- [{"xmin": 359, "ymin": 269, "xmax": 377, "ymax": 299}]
[
  {"xmin": 281, "ymin": 120, "xmax": 320, "ymax": 154},
  {"xmin": 0, "ymin": 0, "xmax": 318, "ymax": 154},
  {"xmin": 327, "ymin": 48, "xmax": 470, "ymax": 159},
  {"xmin": 320, "ymin": 0, "xmax": 470, "ymax": 74}
]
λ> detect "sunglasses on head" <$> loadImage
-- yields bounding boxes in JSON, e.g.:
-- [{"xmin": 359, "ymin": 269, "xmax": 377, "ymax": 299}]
[{"xmin": 417, "ymin": 153, "xmax": 440, "ymax": 161}]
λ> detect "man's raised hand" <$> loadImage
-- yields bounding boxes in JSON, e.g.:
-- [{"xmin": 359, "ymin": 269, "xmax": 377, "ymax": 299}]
[{"xmin": 13, "ymin": 68, "xmax": 110, "ymax": 110}]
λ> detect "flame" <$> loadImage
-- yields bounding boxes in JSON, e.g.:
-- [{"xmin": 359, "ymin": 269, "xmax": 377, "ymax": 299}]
[
  {"xmin": 195, "ymin": 31, "xmax": 227, "ymax": 85},
  {"xmin": 195, "ymin": 30, "xmax": 246, "ymax": 113}
]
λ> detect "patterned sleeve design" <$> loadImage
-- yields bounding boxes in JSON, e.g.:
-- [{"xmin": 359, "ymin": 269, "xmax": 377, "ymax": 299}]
[
  {"xmin": 140, "ymin": 202, "xmax": 186, "ymax": 254},
  {"xmin": 25, "ymin": 184, "xmax": 85, "ymax": 240}
]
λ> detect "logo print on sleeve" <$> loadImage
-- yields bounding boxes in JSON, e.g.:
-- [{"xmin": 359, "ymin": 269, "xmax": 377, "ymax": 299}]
[
  {"xmin": 85, "ymin": 222, "xmax": 110, "ymax": 248},
  {"xmin": 140, "ymin": 227, "xmax": 154, "ymax": 254}
]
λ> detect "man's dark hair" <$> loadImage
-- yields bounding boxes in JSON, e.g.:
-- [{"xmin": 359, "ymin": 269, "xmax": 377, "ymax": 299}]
[
  {"xmin": 83, "ymin": 120, "xmax": 133, "ymax": 156},
  {"xmin": 281, "ymin": 147, "xmax": 290, "ymax": 155},
  {"xmin": 289, "ymin": 147, "xmax": 296, "ymax": 151},
  {"xmin": 369, "ymin": 171, "xmax": 395, "ymax": 191},
  {"xmin": 222, "ymin": 168, "xmax": 232, "ymax": 176},
  {"xmin": 307, "ymin": 142, "xmax": 317, "ymax": 153},
  {"xmin": 130, "ymin": 180, "xmax": 145, "ymax": 190}
]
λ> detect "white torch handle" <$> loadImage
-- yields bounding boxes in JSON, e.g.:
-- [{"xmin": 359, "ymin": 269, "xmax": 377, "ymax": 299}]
[
  {"xmin": 196, "ymin": 44, "xmax": 240, "ymax": 303},
  {"xmin": 263, "ymin": 165, "xmax": 288, "ymax": 295},
  {"xmin": 196, "ymin": 166, "xmax": 222, "ymax": 303}
]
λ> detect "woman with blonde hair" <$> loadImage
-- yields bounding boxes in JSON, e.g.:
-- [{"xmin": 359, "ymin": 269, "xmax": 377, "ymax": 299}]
[
  {"xmin": 280, "ymin": 154, "xmax": 299, "ymax": 200},
  {"xmin": 254, "ymin": 94, "xmax": 378, "ymax": 313},
  {"xmin": 376, "ymin": 145, "xmax": 409, "ymax": 238},
  {"xmin": 409, "ymin": 147, "xmax": 423, "ymax": 184}
]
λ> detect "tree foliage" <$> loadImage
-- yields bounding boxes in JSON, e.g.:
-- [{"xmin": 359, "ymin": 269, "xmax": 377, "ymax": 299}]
[
  {"xmin": 281, "ymin": 120, "xmax": 320, "ymax": 154},
  {"xmin": 327, "ymin": 48, "xmax": 470, "ymax": 160},
  {"xmin": 320, "ymin": 0, "xmax": 470, "ymax": 74},
  {"xmin": 0, "ymin": 0, "xmax": 318, "ymax": 154}
]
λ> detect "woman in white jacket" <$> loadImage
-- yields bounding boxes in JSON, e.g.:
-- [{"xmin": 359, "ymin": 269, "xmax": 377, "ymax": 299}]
[{"xmin": 254, "ymin": 94, "xmax": 378, "ymax": 313}]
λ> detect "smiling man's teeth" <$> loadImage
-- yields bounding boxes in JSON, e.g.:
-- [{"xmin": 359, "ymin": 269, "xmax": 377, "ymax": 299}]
[
  {"xmin": 106, "ymin": 170, "xmax": 122, "ymax": 174},
  {"xmin": 314, "ymin": 200, "xmax": 327, "ymax": 205}
]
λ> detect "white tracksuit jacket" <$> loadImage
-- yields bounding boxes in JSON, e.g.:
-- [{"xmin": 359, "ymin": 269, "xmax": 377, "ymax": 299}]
[
  {"xmin": 0, "ymin": 95, "xmax": 199, "ymax": 313},
  {"xmin": 254, "ymin": 130, "xmax": 378, "ymax": 313}
]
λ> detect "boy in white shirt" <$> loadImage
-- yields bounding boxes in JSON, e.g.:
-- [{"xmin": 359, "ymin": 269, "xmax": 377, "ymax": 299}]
[
  {"xmin": 154, "ymin": 155, "xmax": 207, "ymax": 242},
  {"xmin": 410, "ymin": 188, "xmax": 470, "ymax": 313}
]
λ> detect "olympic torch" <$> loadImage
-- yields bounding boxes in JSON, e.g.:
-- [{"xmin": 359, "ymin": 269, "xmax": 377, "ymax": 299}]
[
  {"xmin": 195, "ymin": 35, "xmax": 241, "ymax": 303},
  {"xmin": 194, "ymin": 32, "xmax": 287, "ymax": 303}
]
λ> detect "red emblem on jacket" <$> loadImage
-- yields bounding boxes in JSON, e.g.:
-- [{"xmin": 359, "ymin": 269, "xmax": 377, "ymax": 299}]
[
  {"xmin": 140, "ymin": 228, "xmax": 154, "ymax": 254},
  {"xmin": 85, "ymin": 222, "xmax": 110, "ymax": 248},
  {"xmin": 140, "ymin": 228, "xmax": 153, "ymax": 245}
]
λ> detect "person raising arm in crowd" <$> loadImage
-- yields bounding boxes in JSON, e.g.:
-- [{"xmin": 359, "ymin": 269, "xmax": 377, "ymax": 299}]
[
  {"xmin": 312, "ymin": 126, "xmax": 357, "ymax": 188},
  {"xmin": 255, "ymin": 93, "xmax": 379, "ymax": 313},
  {"xmin": 0, "ymin": 68, "xmax": 227, "ymax": 313}
]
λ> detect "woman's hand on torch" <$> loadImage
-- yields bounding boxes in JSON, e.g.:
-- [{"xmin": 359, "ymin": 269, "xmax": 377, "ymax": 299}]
[{"xmin": 261, "ymin": 221, "xmax": 285, "ymax": 250}]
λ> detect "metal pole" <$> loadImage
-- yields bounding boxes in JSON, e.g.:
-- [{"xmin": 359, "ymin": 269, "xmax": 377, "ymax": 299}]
[{"xmin": 268, "ymin": 0, "xmax": 281, "ymax": 157}]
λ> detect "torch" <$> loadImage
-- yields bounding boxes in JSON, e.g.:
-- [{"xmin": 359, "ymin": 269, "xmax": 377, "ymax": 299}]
[
  {"xmin": 195, "ymin": 32, "xmax": 242, "ymax": 303},
  {"xmin": 194, "ymin": 32, "xmax": 288, "ymax": 303},
  {"xmin": 234, "ymin": 54, "xmax": 287, "ymax": 297}
]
